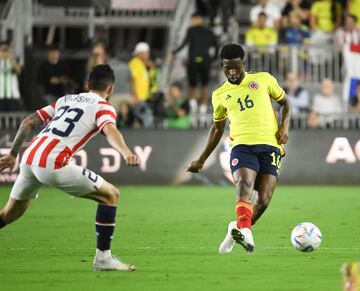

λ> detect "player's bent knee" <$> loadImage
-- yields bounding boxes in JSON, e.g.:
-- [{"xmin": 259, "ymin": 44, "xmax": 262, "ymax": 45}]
[
  {"xmin": 111, "ymin": 187, "xmax": 120, "ymax": 203},
  {"xmin": 105, "ymin": 185, "xmax": 119, "ymax": 205},
  {"xmin": 235, "ymin": 177, "xmax": 254, "ymax": 191}
]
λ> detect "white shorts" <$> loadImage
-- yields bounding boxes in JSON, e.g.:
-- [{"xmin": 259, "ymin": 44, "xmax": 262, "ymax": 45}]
[{"xmin": 10, "ymin": 163, "xmax": 104, "ymax": 200}]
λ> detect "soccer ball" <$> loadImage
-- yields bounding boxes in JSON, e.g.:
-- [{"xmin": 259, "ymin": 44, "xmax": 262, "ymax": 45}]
[{"xmin": 291, "ymin": 222, "xmax": 323, "ymax": 252}]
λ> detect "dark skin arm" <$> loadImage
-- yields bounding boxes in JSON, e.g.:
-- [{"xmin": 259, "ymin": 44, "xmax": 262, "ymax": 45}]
[
  {"xmin": 0, "ymin": 113, "xmax": 43, "ymax": 172},
  {"xmin": 275, "ymin": 94, "xmax": 291, "ymax": 145},
  {"xmin": 187, "ymin": 119, "xmax": 226, "ymax": 173}
]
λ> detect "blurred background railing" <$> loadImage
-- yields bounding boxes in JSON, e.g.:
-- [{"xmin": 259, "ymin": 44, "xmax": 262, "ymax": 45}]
[{"xmin": 2, "ymin": 112, "xmax": 360, "ymax": 130}]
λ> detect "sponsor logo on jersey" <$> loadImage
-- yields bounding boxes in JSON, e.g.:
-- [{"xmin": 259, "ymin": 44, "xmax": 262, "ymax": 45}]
[
  {"xmin": 249, "ymin": 81, "xmax": 259, "ymax": 90},
  {"xmin": 226, "ymin": 94, "xmax": 232, "ymax": 100}
]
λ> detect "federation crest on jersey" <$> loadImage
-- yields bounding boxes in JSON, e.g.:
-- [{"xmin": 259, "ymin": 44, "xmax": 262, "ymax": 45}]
[
  {"xmin": 231, "ymin": 158, "xmax": 239, "ymax": 167},
  {"xmin": 249, "ymin": 81, "xmax": 259, "ymax": 90}
]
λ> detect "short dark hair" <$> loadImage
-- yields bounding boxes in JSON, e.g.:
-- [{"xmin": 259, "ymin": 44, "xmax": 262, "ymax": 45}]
[
  {"xmin": 0, "ymin": 40, "xmax": 10, "ymax": 47},
  {"xmin": 47, "ymin": 44, "xmax": 60, "ymax": 51},
  {"xmin": 170, "ymin": 82, "xmax": 183, "ymax": 90},
  {"xmin": 258, "ymin": 12, "xmax": 267, "ymax": 18},
  {"xmin": 348, "ymin": 14, "xmax": 358, "ymax": 23},
  {"xmin": 191, "ymin": 11, "xmax": 203, "ymax": 18},
  {"xmin": 220, "ymin": 43, "xmax": 245, "ymax": 60},
  {"xmin": 88, "ymin": 64, "xmax": 115, "ymax": 91}
]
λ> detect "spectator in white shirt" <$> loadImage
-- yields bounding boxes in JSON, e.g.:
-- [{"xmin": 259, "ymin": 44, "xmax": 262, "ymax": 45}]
[
  {"xmin": 307, "ymin": 79, "xmax": 343, "ymax": 128},
  {"xmin": 250, "ymin": 0, "xmax": 281, "ymax": 29},
  {"xmin": 284, "ymin": 72, "xmax": 310, "ymax": 113},
  {"xmin": 335, "ymin": 14, "xmax": 360, "ymax": 47},
  {"xmin": 0, "ymin": 41, "xmax": 22, "ymax": 111},
  {"xmin": 312, "ymin": 79, "xmax": 343, "ymax": 114}
]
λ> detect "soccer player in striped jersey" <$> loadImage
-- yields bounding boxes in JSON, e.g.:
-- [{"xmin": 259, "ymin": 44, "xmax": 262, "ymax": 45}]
[
  {"xmin": 0, "ymin": 64, "xmax": 139, "ymax": 271},
  {"xmin": 187, "ymin": 44, "xmax": 291, "ymax": 254}
]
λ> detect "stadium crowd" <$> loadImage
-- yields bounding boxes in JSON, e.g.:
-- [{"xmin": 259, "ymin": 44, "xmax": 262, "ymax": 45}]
[{"xmin": 1, "ymin": 0, "xmax": 360, "ymax": 129}]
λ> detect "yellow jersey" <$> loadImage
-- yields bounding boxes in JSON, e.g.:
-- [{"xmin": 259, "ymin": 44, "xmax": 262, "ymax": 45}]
[
  {"xmin": 128, "ymin": 56, "xmax": 150, "ymax": 101},
  {"xmin": 310, "ymin": 1, "xmax": 342, "ymax": 33},
  {"xmin": 350, "ymin": 0, "xmax": 360, "ymax": 26},
  {"xmin": 245, "ymin": 27, "xmax": 278, "ymax": 46},
  {"xmin": 212, "ymin": 72, "xmax": 284, "ymax": 153}
]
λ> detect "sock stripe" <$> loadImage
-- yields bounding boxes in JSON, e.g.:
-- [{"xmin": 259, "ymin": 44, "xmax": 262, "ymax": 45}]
[
  {"xmin": 236, "ymin": 201, "xmax": 253, "ymax": 212},
  {"xmin": 95, "ymin": 204, "xmax": 117, "ymax": 251},
  {"xmin": 236, "ymin": 200, "xmax": 253, "ymax": 229},
  {"xmin": 95, "ymin": 221, "xmax": 116, "ymax": 226}
]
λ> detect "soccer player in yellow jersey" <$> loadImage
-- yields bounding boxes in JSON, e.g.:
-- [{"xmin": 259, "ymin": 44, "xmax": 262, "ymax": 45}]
[{"xmin": 187, "ymin": 44, "xmax": 291, "ymax": 253}]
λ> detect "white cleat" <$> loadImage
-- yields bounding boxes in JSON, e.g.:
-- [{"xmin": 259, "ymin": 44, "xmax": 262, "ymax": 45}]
[
  {"xmin": 231, "ymin": 227, "xmax": 255, "ymax": 253},
  {"xmin": 219, "ymin": 221, "xmax": 237, "ymax": 254},
  {"xmin": 93, "ymin": 256, "xmax": 136, "ymax": 271}
]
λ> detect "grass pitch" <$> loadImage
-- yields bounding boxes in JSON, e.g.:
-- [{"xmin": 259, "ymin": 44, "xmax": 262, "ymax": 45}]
[{"xmin": 0, "ymin": 185, "xmax": 359, "ymax": 291}]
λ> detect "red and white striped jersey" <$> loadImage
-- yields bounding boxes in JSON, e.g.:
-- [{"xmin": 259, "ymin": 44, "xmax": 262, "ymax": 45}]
[{"xmin": 21, "ymin": 92, "xmax": 117, "ymax": 169}]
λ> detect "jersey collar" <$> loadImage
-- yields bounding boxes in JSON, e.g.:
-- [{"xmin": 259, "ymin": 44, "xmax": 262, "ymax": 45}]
[{"xmin": 227, "ymin": 71, "xmax": 248, "ymax": 86}]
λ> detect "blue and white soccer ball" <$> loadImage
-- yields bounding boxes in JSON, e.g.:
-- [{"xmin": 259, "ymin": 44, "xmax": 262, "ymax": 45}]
[{"xmin": 291, "ymin": 222, "xmax": 323, "ymax": 252}]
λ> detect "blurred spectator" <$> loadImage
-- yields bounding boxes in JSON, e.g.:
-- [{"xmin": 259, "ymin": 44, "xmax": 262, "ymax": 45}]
[
  {"xmin": 312, "ymin": 79, "xmax": 343, "ymax": 114},
  {"xmin": 148, "ymin": 57, "xmax": 161, "ymax": 97},
  {"xmin": 312, "ymin": 79, "xmax": 342, "ymax": 114},
  {"xmin": 128, "ymin": 42, "xmax": 155, "ymax": 128},
  {"xmin": 147, "ymin": 57, "xmax": 165, "ymax": 126},
  {"xmin": 349, "ymin": 82, "xmax": 360, "ymax": 112},
  {"xmin": 281, "ymin": 0, "xmax": 311, "ymax": 27},
  {"xmin": 170, "ymin": 12, "xmax": 218, "ymax": 115},
  {"xmin": 348, "ymin": 0, "xmax": 360, "ymax": 26},
  {"xmin": 37, "ymin": 46, "xmax": 69, "ymax": 104},
  {"xmin": 284, "ymin": 72, "xmax": 310, "ymax": 113},
  {"xmin": 308, "ymin": 0, "xmax": 343, "ymax": 64},
  {"xmin": 128, "ymin": 42, "xmax": 150, "ymax": 108},
  {"xmin": 86, "ymin": 42, "xmax": 109, "ymax": 73},
  {"xmin": 281, "ymin": 11, "xmax": 310, "ymax": 44},
  {"xmin": 250, "ymin": 0, "xmax": 281, "ymax": 29},
  {"xmin": 164, "ymin": 83, "xmax": 191, "ymax": 129},
  {"xmin": 0, "ymin": 41, "xmax": 22, "ymax": 111},
  {"xmin": 206, "ymin": 0, "xmax": 234, "ymax": 34},
  {"xmin": 246, "ymin": 12, "xmax": 278, "ymax": 47},
  {"xmin": 307, "ymin": 78, "xmax": 344, "ymax": 128},
  {"xmin": 310, "ymin": 0, "xmax": 342, "ymax": 40},
  {"xmin": 335, "ymin": 14, "xmax": 360, "ymax": 46},
  {"xmin": 116, "ymin": 101, "xmax": 143, "ymax": 128},
  {"xmin": 306, "ymin": 111, "xmax": 321, "ymax": 128}
]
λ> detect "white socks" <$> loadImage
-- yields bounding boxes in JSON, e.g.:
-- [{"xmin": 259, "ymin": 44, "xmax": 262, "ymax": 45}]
[{"xmin": 95, "ymin": 249, "xmax": 111, "ymax": 260}]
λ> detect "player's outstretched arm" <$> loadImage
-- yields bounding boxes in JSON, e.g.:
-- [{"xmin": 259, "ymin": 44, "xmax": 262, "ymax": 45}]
[
  {"xmin": 187, "ymin": 119, "xmax": 226, "ymax": 173},
  {"xmin": 276, "ymin": 94, "xmax": 292, "ymax": 145},
  {"xmin": 102, "ymin": 123, "xmax": 140, "ymax": 166},
  {"xmin": 0, "ymin": 113, "xmax": 43, "ymax": 172}
]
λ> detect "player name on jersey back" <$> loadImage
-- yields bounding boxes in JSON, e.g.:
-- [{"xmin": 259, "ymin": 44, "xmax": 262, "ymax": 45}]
[
  {"xmin": 64, "ymin": 94, "xmax": 97, "ymax": 104},
  {"xmin": 21, "ymin": 92, "xmax": 117, "ymax": 169}
]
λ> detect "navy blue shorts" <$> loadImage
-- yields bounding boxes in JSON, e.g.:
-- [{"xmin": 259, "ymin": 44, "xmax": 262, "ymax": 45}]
[{"xmin": 230, "ymin": 145, "xmax": 282, "ymax": 177}]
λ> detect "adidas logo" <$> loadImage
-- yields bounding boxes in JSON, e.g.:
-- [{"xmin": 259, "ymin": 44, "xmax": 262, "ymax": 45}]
[{"xmin": 226, "ymin": 94, "xmax": 232, "ymax": 100}]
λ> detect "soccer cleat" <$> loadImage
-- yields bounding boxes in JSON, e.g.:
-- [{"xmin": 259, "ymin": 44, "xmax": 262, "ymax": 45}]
[
  {"xmin": 93, "ymin": 256, "xmax": 136, "ymax": 271},
  {"xmin": 231, "ymin": 227, "xmax": 255, "ymax": 253},
  {"xmin": 219, "ymin": 221, "xmax": 237, "ymax": 254}
]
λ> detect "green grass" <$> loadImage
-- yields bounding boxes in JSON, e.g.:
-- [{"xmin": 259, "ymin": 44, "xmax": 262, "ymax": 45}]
[{"xmin": 0, "ymin": 186, "xmax": 359, "ymax": 291}]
